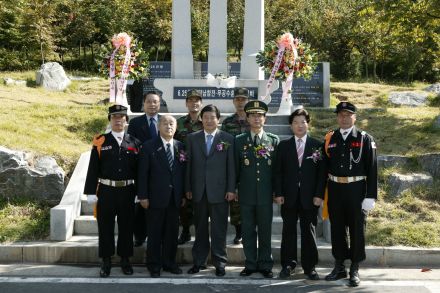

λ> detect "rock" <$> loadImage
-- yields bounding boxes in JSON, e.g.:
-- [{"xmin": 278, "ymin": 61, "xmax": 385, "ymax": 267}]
[
  {"xmin": 0, "ymin": 146, "xmax": 65, "ymax": 201},
  {"xmin": 36, "ymin": 62, "xmax": 71, "ymax": 91},
  {"xmin": 378, "ymin": 155, "xmax": 409, "ymax": 169},
  {"xmin": 424, "ymin": 83, "xmax": 440, "ymax": 95},
  {"xmin": 388, "ymin": 173, "xmax": 433, "ymax": 197},
  {"xmin": 388, "ymin": 91, "xmax": 428, "ymax": 107},
  {"xmin": 417, "ymin": 153, "xmax": 440, "ymax": 178},
  {"xmin": 3, "ymin": 78, "xmax": 26, "ymax": 86}
]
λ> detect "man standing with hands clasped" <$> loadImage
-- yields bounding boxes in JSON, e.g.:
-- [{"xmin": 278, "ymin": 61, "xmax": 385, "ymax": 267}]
[
  {"xmin": 274, "ymin": 108, "xmax": 326, "ymax": 280},
  {"xmin": 185, "ymin": 104, "xmax": 236, "ymax": 277},
  {"xmin": 137, "ymin": 115, "xmax": 186, "ymax": 278},
  {"xmin": 323, "ymin": 101, "xmax": 377, "ymax": 287}
]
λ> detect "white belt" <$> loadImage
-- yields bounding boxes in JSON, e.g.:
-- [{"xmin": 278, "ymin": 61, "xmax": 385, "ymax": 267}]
[
  {"xmin": 98, "ymin": 178, "xmax": 135, "ymax": 187},
  {"xmin": 328, "ymin": 174, "xmax": 366, "ymax": 184}
]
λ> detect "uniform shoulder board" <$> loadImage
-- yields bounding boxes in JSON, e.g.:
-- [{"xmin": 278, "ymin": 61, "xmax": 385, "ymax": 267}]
[
  {"xmin": 266, "ymin": 133, "xmax": 279, "ymax": 140},
  {"xmin": 361, "ymin": 131, "xmax": 366, "ymax": 136},
  {"xmin": 236, "ymin": 132, "xmax": 247, "ymax": 140}
]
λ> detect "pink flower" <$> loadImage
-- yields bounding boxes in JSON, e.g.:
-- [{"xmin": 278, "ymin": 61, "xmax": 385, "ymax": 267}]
[
  {"xmin": 112, "ymin": 32, "xmax": 132, "ymax": 48},
  {"xmin": 278, "ymin": 32, "xmax": 294, "ymax": 50},
  {"xmin": 178, "ymin": 150, "xmax": 187, "ymax": 162}
]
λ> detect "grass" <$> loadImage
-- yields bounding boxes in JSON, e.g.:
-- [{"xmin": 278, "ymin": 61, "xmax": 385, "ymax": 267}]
[
  {"xmin": 0, "ymin": 71, "xmax": 439, "ymax": 246},
  {"xmin": 0, "ymin": 197, "xmax": 51, "ymax": 243}
]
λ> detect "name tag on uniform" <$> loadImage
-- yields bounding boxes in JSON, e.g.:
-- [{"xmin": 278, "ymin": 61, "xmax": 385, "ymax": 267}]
[
  {"xmin": 328, "ymin": 143, "xmax": 337, "ymax": 148},
  {"xmin": 351, "ymin": 142, "xmax": 363, "ymax": 148},
  {"xmin": 101, "ymin": 146, "xmax": 112, "ymax": 151}
]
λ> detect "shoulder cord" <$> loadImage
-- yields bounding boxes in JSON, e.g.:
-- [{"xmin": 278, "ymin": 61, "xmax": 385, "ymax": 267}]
[{"xmin": 349, "ymin": 131, "xmax": 365, "ymax": 170}]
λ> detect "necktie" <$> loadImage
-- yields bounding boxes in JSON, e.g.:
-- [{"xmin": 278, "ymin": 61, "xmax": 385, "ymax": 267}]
[
  {"xmin": 297, "ymin": 138, "xmax": 304, "ymax": 166},
  {"xmin": 166, "ymin": 143, "xmax": 173, "ymax": 169},
  {"xmin": 253, "ymin": 135, "xmax": 260, "ymax": 146},
  {"xmin": 206, "ymin": 134, "xmax": 213, "ymax": 153},
  {"xmin": 149, "ymin": 117, "xmax": 158, "ymax": 138}
]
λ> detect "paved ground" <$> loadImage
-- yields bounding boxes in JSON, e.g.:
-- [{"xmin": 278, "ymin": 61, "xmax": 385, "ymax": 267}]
[{"xmin": 0, "ymin": 264, "xmax": 439, "ymax": 293}]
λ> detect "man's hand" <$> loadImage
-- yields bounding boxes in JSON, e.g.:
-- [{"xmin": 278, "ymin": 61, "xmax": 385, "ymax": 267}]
[
  {"xmin": 274, "ymin": 196, "xmax": 284, "ymax": 205},
  {"xmin": 87, "ymin": 194, "xmax": 98, "ymax": 204},
  {"xmin": 362, "ymin": 198, "xmax": 375, "ymax": 211},
  {"xmin": 186, "ymin": 192, "xmax": 192, "ymax": 200},
  {"xmin": 313, "ymin": 197, "xmax": 323, "ymax": 207},
  {"xmin": 140, "ymin": 199, "xmax": 149, "ymax": 209},
  {"xmin": 225, "ymin": 192, "xmax": 236, "ymax": 202}
]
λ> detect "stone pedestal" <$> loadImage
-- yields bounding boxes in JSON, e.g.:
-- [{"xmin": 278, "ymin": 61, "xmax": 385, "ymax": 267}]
[
  {"xmin": 240, "ymin": 0, "xmax": 264, "ymax": 80},
  {"xmin": 208, "ymin": 0, "xmax": 228, "ymax": 75},
  {"xmin": 171, "ymin": 0, "xmax": 194, "ymax": 78}
]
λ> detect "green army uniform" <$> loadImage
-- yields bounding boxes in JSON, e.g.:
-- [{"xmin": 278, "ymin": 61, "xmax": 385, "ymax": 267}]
[
  {"xmin": 235, "ymin": 130, "xmax": 279, "ymax": 272},
  {"xmin": 221, "ymin": 113, "xmax": 250, "ymax": 229},
  {"xmin": 174, "ymin": 89, "xmax": 204, "ymax": 245}
]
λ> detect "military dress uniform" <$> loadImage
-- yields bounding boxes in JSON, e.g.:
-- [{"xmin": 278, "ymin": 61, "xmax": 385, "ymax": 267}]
[
  {"xmin": 234, "ymin": 101, "xmax": 279, "ymax": 277},
  {"xmin": 221, "ymin": 88, "xmax": 251, "ymax": 244},
  {"xmin": 84, "ymin": 105, "xmax": 141, "ymax": 277},
  {"xmin": 323, "ymin": 102, "xmax": 377, "ymax": 286},
  {"xmin": 174, "ymin": 89, "xmax": 203, "ymax": 244}
]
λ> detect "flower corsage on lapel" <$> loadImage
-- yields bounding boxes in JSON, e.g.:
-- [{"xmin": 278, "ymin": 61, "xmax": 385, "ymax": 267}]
[
  {"xmin": 254, "ymin": 144, "xmax": 274, "ymax": 159},
  {"xmin": 178, "ymin": 149, "xmax": 188, "ymax": 162},
  {"xmin": 216, "ymin": 141, "xmax": 230, "ymax": 152},
  {"xmin": 306, "ymin": 147, "xmax": 323, "ymax": 163}
]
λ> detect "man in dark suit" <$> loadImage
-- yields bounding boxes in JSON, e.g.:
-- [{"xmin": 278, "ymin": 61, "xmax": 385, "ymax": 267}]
[
  {"xmin": 274, "ymin": 108, "xmax": 326, "ymax": 280},
  {"xmin": 137, "ymin": 115, "xmax": 185, "ymax": 278},
  {"xmin": 127, "ymin": 90, "xmax": 161, "ymax": 247},
  {"xmin": 185, "ymin": 104, "xmax": 236, "ymax": 277},
  {"xmin": 84, "ymin": 105, "xmax": 141, "ymax": 277}
]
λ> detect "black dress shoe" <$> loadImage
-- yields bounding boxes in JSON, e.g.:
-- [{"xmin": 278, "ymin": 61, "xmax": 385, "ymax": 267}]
[
  {"xmin": 239, "ymin": 267, "xmax": 257, "ymax": 276},
  {"xmin": 305, "ymin": 269, "xmax": 319, "ymax": 280},
  {"xmin": 120, "ymin": 257, "xmax": 133, "ymax": 275},
  {"xmin": 150, "ymin": 270, "xmax": 160, "ymax": 278},
  {"xmin": 233, "ymin": 225, "xmax": 242, "ymax": 244},
  {"xmin": 325, "ymin": 266, "xmax": 347, "ymax": 281},
  {"xmin": 99, "ymin": 257, "xmax": 111, "ymax": 278},
  {"xmin": 279, "ymin": 267, "xmax": 294, "ymax": 279},
  {"xmin": 260, "ymin": 269, "xmax": 273, "ymax": 278},
  {"xmin": 215, "ymin": 267, "xmax": 226, "ymax": 277},
  {"xmin": 187, "ymin": 265, "xmax": 201, "ymax": 274},
  {"xmin": 177, "ymin": 231, "xmax": 191, "ymax": 245},
  {"xmin": 163, "ymin": 266, "xmax": 183, "ymax": 274},
  {"xmin": 348, "ymin": 270, "xmax": 360, "ymax": 287}
]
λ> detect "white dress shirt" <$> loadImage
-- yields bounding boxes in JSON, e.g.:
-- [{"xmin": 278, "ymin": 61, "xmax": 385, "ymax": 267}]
[
  {"xmin": 161, "ymin": 137, "xmax": 174, "ymax": 157},
  {"xmin": 340, "ymin": 126, "xmax": 354, "ymax": 141},
  {"xmin": 111, "ymin": 130, "xmax": 124, "ymax": 146}
]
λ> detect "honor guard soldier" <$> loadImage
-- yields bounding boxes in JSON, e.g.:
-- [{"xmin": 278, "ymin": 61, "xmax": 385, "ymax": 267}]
[
  {"xmin": 84, "ymin": 104, "xmax": 141, "ymax": 277},
  {"xmin": 174, "ymin": 89, "xmax": 203, "ymax": 245},
  {"xmin": 323, "ymin": 101, "xmax": 377, "ymax": 287},
  {"xmin": 221, "ymin": 87, "xmax": 251, "ymax": 244},
  {"xmin": 234, "ymin": 101, "xmax": 279, "ymax": 278}
]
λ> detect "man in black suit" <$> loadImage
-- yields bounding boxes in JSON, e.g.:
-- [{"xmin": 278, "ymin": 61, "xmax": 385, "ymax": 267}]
[
  {"xmin": 185, "ymin": 104, "xmax": 236, "ymax": 277},
  {"xmin": 274, "ymin": 108, "xmax": 326, "ymax": 280},
  {"xmin": 127, "ymin": 90, "xmax": 161, "ymax": 247},
  {"xmin": 137, "ymin": 115, "xmax": 185, "ymax": 278}
]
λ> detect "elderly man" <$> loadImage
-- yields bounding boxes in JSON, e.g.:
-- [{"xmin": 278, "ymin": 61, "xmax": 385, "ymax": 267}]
[
  {"xmin": 323, "ymin": 101, "xmax": 377, "ymax": 287},
  {"xmin": 127, "ymin": 90, "xmax": 161, "ymax": 247},
  {"xmin": 138, "ymin": 115, "xmax": 186, "ymax": 278},
  {"xmin": 84, "ymin": 105, "xmax": 141, "ymax": 277}
]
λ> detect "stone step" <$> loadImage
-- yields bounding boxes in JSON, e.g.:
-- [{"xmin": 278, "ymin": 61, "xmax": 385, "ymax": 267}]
[
  {"xmin": 73, "ymin": 215, "xmax": 324, "ymax": 238},
  {"xmin": 80, "ymin": 198, "xmax": 282, "ymax": 217}
]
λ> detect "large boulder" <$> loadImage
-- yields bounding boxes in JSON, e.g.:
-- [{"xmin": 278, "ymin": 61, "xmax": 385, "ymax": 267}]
[
  {"xmin": 388, "ymin": 91, "xmax": 428, "ymax": 107},
  {"xmin": 377, "ymin": 155, "xmax": 409, "ymax": 169},
  {"xmin": 388, "ymin": 173, "xmax": 433, "ymax": 197},
  {"xmin": 36, "ymin": 62, "xmax": 71, "ymax": 91},
  {"xmin": 424, "ymin": 83, "xmax": 440, "ymax": 96},
  {"xmin": 417, "ymin": 153, "xmax": 440, "ymax": 178},
  {"xmin": 0, "ymin": 146, "xmax": 65, "ymax": 201}
]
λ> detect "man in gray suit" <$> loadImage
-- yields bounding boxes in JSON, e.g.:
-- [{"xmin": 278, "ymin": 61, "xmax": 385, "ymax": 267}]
[{"xmin": 185, "ymin": 104, "xmax": 236, "ymax": 277}]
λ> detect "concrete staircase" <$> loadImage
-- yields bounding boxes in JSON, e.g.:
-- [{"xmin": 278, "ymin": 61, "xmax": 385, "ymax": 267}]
[{"xmin": 50, "ymin": 113, "xmax": 331, "ymax": 264}]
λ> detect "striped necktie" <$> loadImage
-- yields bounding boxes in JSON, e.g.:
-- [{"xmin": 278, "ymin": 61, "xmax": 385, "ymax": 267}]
[
  {"xmin": 297, "ymin": 138, "xmax": 304, "ymax": 166},
  {"xmin": 206, "ymin": 134, "xmax": 213, "ymax": 153},
  {"xmin": 166, "ymin": 143, "xmax": 173, "ymax": 169}
]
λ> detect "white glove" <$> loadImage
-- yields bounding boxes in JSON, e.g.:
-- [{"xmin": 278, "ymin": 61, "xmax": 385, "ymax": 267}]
[
  {"xmin": 362, "ymin": 198, "xmax": 375, "ymax": 211},
  {"xmin": 87, "ymin": 194, "xmax": 98, "ymax": 204},
  {"xmin": 134, "ymin": 196, "xmax": 140, "ymax": 203}
]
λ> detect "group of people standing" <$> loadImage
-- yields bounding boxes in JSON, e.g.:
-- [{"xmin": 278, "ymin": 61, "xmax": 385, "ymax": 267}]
[{"xmin": 84, "ymin": 88, "xmax": 377, "ymax": 287}]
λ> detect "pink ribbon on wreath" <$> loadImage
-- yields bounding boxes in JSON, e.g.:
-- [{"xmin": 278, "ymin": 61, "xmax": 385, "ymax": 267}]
[
  {"xmin": 261, "ymin": 46, "xmax": 285, "ymax": 102},
  {"xmin": 109, "ymin": 33, "xmax": 132, "ymax": 104}
]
